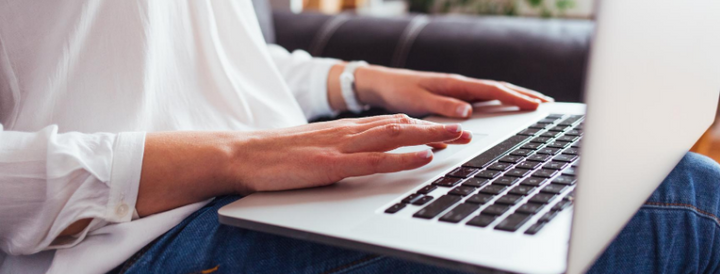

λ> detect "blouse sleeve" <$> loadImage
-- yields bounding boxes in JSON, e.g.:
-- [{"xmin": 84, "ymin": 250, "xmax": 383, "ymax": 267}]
[
  {"xmin": 0, "ymin": 124, "xmax": 145, "ymax": 255},
  {"xmin": 267, "ymin": 44, "xmax": 341, "ymax": 121}
]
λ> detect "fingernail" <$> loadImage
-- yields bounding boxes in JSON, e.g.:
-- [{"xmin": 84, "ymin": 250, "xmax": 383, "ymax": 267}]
[
  {"xmin": 461, "ymin": 130, "xmax": 472, "ymax": 140},
  {"xmin": 456, "ymin": 105, "xmax": 471, "ymax": 117},
  {"xmin": 416, "ymin": 149, "xmax": 433, "ymax": 159},
  {"xmin": 545, "ymin": 96, "xmax": 555, "ymax": 102},
  {"xmin": 445, "ymin": 124, "xmax": 462, "ymax": 133}
]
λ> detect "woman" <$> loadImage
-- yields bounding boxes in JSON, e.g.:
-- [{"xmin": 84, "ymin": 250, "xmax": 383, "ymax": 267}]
[{"xmin": 1, "ymin": 1, "xmax": 718, "ymax": 273}]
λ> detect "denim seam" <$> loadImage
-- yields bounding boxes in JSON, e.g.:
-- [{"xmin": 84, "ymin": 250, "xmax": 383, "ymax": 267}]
[
  {"xmin": 321, "ymin": 255, "xmax": 382, "ymax": 274},
  {"xmin": 644, "ymin": 202, "xmax": 720, "ymax": 228}
]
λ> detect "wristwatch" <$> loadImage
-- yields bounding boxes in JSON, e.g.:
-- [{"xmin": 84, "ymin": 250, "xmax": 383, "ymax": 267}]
[{"xmin": 340, "ymin": 61, "xmax": 370, "ymax": 113}]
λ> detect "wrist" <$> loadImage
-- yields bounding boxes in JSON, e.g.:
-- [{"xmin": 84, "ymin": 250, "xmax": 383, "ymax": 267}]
[{"xmin": 354, "ymin": 64, "xmax": 387, "ymax": 108}]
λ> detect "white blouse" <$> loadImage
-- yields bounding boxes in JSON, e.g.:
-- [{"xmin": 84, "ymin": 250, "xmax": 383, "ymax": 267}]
[{"xmin": 0, "ymin": 1, "xmax": 339, "ymax": 273}]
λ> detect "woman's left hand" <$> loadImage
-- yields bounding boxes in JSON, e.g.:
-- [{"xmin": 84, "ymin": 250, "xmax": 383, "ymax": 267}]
[{"xmin": 353, "ymin": 65, "xmax": 554, "ymax": 118}]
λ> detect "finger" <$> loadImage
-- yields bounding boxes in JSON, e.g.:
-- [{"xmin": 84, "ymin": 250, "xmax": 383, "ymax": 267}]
[
  {"xmin": 340, "ymin": 150, "xmax": 434, "ymax": 177},
  {"xmin": 420, "ymin": 92, "xmax": 474, "ymax": 118},
  {"xmin": 350, "ymin": 114, "xmax": 433, "ymax": 133},
  {"xmin": 501, "ymin": 82, "xmax": 554, "ymax": 102},
  {"xmin": 488, "ymin": 83, "xmax": 541, "ymax": 110},
  {"xmin": 427, "ymin": 130, "xmax": 473, "ymax": 148},
  {"xmin": 427, "ymin": 142, "xmax": 448, "ymax": 149},
  {"xmin": 344, "ymin": 123, "xmax": 464, "ymax": 153}
]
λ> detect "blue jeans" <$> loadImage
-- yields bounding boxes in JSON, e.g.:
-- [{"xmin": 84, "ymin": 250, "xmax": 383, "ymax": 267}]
[{"xmin": 111, "ymin": 153, "xmax": 720, "ymax": 274}]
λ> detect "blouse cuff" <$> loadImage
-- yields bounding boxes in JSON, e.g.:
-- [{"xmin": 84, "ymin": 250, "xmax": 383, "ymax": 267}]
[{"xmin": 104, "ymin": 132, "xmax": 146, "ymax": 223}]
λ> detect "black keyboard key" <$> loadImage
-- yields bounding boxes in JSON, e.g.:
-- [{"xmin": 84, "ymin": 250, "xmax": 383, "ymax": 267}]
[
  {"xmin": 565, "ymin": 130, "xmax": 582, "ymax": 136},
  {"xmin": 531, "ymin": 137, "xmax": 552, "ymax": 144},
  {"xmin": 563, "ymin": 148, "xmax": 580, "ymax": 155},
  {"xmin": 412, "ymin": 195, "xmax": 434, "ymax": 206},
  {"xmin": 552, "ymin": 176, "xmax": 577, "ymax": 185},
  {"xmin": 462, "ymin": 178, "xmax": 490, "ymax": 188},
  {"xmin": 540, "ymin": 131, "xmax": 562, "ymax": 138},
  {"xmin": 548, "ymin": 125, "xmax": 570, "ymax": 132},
  {"xmin": 536, "ymin": 119, "xmax": 556, "ymax": 124},
  {"xmin": 495, "ymin": 213, "xmax": 532, "ymax": 232},
  {"xmin": 417, "ymin": 185, "xmax": 438, "ymax": 195},
  {"xmin": 562, "ymin": 167, "xmax": 577, "ymax": 176},
  {"xmin": 521, "ymin": 143, "xmax": 544, "ymax": 150},
  {"xmin": 539, "ymin": 211, "xmax": 559, "ymax": 223},
  {"xmin": 543, "ymin": 161, "xmax": 568, "ymax": 170},
  {"xmin": 559, "ymin": 115, "xmax": 583, "ymax": 126},
  {"xmin": 498, "ymin": 155, "xmax": 524, "ymax": 164},
  {"xmin": 541, "ymin": 184, "xmax": 568, "ymax": 194},
  {"xmin": 466, "ymin": 194, "xmax": 494, "ymax": 204},
  {"xmin": 385, "ymin": 203, "xmax": 406, "ymax": 214},
  {"xmin": 524, "ymin": 222, "xmax": 547, "ymax": 235},
  {"xmin": 557, "ymin": 135, "xmax": 579, "ymax": 143},
  {"xmin": 509, "ymin": 185, "xmax": 536, "ymax": 196},
  {"xmin": 462, "ymin": 135, "xmax": 530, "ymax": 168},
  {"xmin": 505, "ymin": 168, "xmax": 532, "ymax": 178},
  {"xmin": 493, "ymin": 176, "xmax": 520, "ymax": 186},
  {"xmin": 479, "ymin": 185, "xmax": 507, "ymax": 195},
  {"xmin": 440, "ymin": 203, "xmax": 480, "ymax": 223},
  {"xmin": 495, "ymin": 194, "xmax": 523, "ymax": 205},
  {"xmin": 547, "ymin": 141, "xmax": 571, "ymax": 148},
  {"xmin": 517, "ymin": 161, "xmax": 543, "ymax": 170},
  {"xmin": 487, "ymin": 162, "xmax": 513, "ymax": 171},
  {"xmin": 515, "ymin": 203, "xmax": 544, "ymax": 214},
  {"xmin": 432, "ymin": 177, "xmax": 463, "ymax": 187},
  {"xmin": 518, "ymin": 128, "xmax": 541, "ymax": 136},
  {"xmin": 528, "ymin": 193, "xmax": 557, "ymax": 204},
  {"xmin": 527, "ymin": 154, "xmax": 552, "ymax": 162},
  {"xmin": 532, "ymin": 169, "xmax": 558, "ymax": 178},
  {"xmin": 413, "ymin": 195, "xmax": 462, "ymax": 219},
  {"xmin": 554, "ymin": 154, "xmax": 578, "ymax": 163},
  {"xmin": 402, "ymin": 193, "xmax": 424, "ymax": 204},
  {"xmin": 510, "ymin": 149, "xmax": 533, "ymax": 157},
  {"xmin": 481, "ymin": 204, "xmax": 510, "ymax": 215},
  {"xmin": 446, "ymin": 167, "xmax": 479, "ymax": 178},
  {"xmin": 520, "ymin": 177, "xmax": 547, "ymax": 187},
  {"xmin": 551, "ymin": 200, "xmax": 573, "ymax": 211},
  {"xmin": 546, "ymin": 114, "xmax": 564, "ymax": 119},
  {"xmin": 537, "ymin": 148, "xmax": 562, "ymax": 155},
  {"xmin": 475, "ymin": 170, "xmax": 502, "ymax": 179},
  {"xmin": 466, "ymin": 214, "xmax": 497, "ymax": 227},
  {"xmin": 529, "ymin": 123, "xmax": 552, "ymax": 129},
  {"xmin": 448, "ymin": 186, "xmax": 476, "ymax": 196}
]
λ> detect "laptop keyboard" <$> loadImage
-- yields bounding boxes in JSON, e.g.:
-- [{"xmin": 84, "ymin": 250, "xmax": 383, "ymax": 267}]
[{"xmin": 384, "ymin": 114, "xmax": 583, "ymax": 235}]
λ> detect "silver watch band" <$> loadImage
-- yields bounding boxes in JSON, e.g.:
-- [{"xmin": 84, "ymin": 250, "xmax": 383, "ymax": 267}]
[{"xmin": 340, "ymin": 61, "xmax": 369, "ymax": 113}]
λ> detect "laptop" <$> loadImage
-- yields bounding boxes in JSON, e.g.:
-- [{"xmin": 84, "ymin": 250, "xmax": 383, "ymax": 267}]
[{"xmin": 219, "ymin": 1, "xmax": 720, "ymax": 273}]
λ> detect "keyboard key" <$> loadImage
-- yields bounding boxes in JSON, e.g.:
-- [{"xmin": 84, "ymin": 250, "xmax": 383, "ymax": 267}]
[
  {"xmin": 552, "ymin": 176, "xmax": 577, "ymax": 185},
  {"xmin": 462, "ymin": 135, "xmax": 530, "ymax": 168},
  {"xmin": 541, "ymin": 184, "xmax": 568, "ymax": 194},
  {"xmin": 539, "ymin": 211, "xmax": 559, "ymax": 223},
  {"xmin": 509, "ymin": 185, "xmax": 536, "ymax": 196},
  {"xmin": 493, "ymin": 176, "xmax": 520, "ymax": 186},
  {"xmin": 524, "ymin": 222, "xmax": 547, "ymax": 235},
  {"xmin": 528, "ymin": 193, "xmax": 557, "ymax": 204},
  {"xmin": 565, "ymin": 190, "xmax": 576, "ymax": 200},
  {"xmin": 479, "ymin": 185, "xmax": 507, "ymax": 195},
  {"xmin": 466, "ymin": 193, "xmax": 495, "ymax": 204},
  {"xmin": 548, "ymin": 125, "xmax": 570, "ymax": 132},
  {"xmin": 559, "ymin": 115, "xmax": 583, "ymax": 126},
  {"xmin": 466, "ymin": 214, "xmax": 497, "ymax": 227},
  {"xmin": 546, "ymin": 114, "xmax": 564, "ymax": 119},
  {"xmin": 481, "ymin": 204, "xmax": 510, "ymax": 215},
  {"xmin": 495, "ymin": 194, "xmax": 523, "ymax": 205},
  {"xmin": 417, "ymin": 185, "xmax": 438, "ymax": 195},
  {"xmin": 562, "ymin": 167, "xmax": 577, "ymax": 176},
  {"xmin": 432, "ymin": 177, "xmax": 463, "ymax": 187},
  {"xmin": 518, "ymin": 128, "xmax": 541, "ymax": 136},
  {"xmin": 543, "ymin": 161, "xmax": 568, "ymax": 170},
  {"xmin": 537, "ymin": 148, "xmax": 562, "ymax": 155},
  {"xmin": 515, "ymin": 203, "xmax": 544, "ymax": 214},
  {"xmin": 385, "ymin": 203, "xmax": 406, "ymax": 214},
  {"xmin": 510, "ymin": 149, "xmax": 533, "ymax": 157},
  {"xmin": 505, "ymin": 168, "xmax": 532, "ymax": 178},
  {"xmin": 520, "ymin": 177, "xmax": 547, "ymax": 187},
  {"xmin": 530, "ymin": 137, "xmax": 552, "ymax": 144},
  {"xmin": 563, "ymin": 148, "xmax": 580, "ymax": 155},
  {"xmin": 463, "ymin": 178, "xmax": 490, "ymax": 187},
  {"xmin": 529, "ymin": 123, "xmax": 552, "ymax": 129},
  {"xmin": 521, "ymin": 143, "xmax": 544, "ymax": 150},
  {"xmin": 527, "ymin": 154, "xmax": 552, "ymax": 162},
  {"xmin": 495, "ymin": 213, "xmax": 532, "ymax": 232},
  {"xmin": 565, "ymin": 130, "xmax": 582, "ymax": 136},
  {"xmin": 402, "ymin": 193, "xmax": 424, "ymax": 204},
  {"xmin": 487, "ymin": 162, "xmax": 513, "ymax": 171},
  {"xmin": 446, "ymin": 167, "xmax": 479, "ymax": 178},
  {"xmin": 475, "ymin": 170, "xmax": 502, "ymax": 179},
  {"xmin": 440, "ymin": 203, "xmax": 481, "ymax": 223},
  {"xmin": 547, "ymin": 141, "xmax": 571, "ymax": 148},
  {"xmin": 448, "ymin": 186, "xmax": 476, "ymax": 196},
  {"xmin": 412, "ymin": 196, "xmax": 434, "ymax": 206},
  {"xmin": 413, "ymin": 195, "xmax": 462, "ymax": 219},
  {"xmin": 554, "ymin": 154, "xmax": 578, "ymax": 163},
  {"xmin": 540, "ymin": 131, "xmax": 562, "ymax": 138},
  {"xmin": 557, "ymin": 135, "xmax": 579, "ymax": 142},
  {"xmin": 498, "ymin": 156, "xmax": 524, "ymax": 164},
  {"xmin": 551, "ymin": 200, "xmax": 573, "ymax": 211},
  {"xmin": 532, "ymin": 169, "xmax": 558, "ymax": 178},
  {"xmin": 536, "ymin": 119, "xmax": 556, "ymax": 124},
  {"xmin": 517, "ymin": 161, "xmax": 543, "ymax": 170}
]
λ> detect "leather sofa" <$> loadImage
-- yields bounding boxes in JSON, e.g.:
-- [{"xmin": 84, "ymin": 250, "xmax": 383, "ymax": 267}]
[{"xmin": 252, "ymin": 0, "xmax": 594, "ymax": 104}]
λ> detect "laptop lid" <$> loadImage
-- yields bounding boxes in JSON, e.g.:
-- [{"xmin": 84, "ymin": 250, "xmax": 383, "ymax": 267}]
[{"xmin": 568, "ymin": 0, "xmax": 720, "ymax": 273}]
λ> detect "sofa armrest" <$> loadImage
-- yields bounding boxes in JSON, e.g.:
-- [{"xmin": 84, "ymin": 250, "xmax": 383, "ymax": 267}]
[{"xmin": 273, "ymin": 11, "xmax": 594, "ymax": 103}]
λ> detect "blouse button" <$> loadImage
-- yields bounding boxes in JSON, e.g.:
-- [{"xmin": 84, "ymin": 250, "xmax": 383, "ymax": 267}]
[{"xmin": 116, "ymin": 203, "xmax": 129, "ymax": 217}]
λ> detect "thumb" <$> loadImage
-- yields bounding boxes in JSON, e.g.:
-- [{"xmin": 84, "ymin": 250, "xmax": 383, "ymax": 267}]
[{"xmin": 421, "ymin": 93, "xmax": 473, "ymax": 118}]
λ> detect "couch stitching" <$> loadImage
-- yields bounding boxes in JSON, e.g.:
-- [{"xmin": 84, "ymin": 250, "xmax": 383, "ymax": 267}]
[
  {"xmin": 391, "ymin": 15, "xmax": 430, "ymax": 68},
  {"xmin": 644, "ymin": 202, "xmax": 720, "ymax": 227}
]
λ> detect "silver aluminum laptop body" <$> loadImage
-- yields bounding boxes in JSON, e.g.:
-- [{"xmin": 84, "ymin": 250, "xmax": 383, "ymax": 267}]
[{"xmin": 219, "ymin": 1, "xmax": 720, "ymax": 273}]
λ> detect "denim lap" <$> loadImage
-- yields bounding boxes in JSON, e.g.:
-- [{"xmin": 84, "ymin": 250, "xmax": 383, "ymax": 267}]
[{"xmin": 115, "ymin": 153, "xmax": 720, "ymax": 274}]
